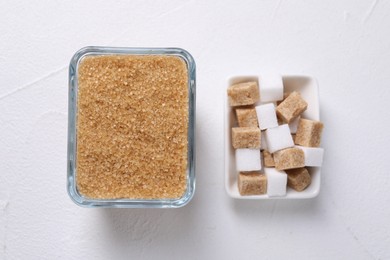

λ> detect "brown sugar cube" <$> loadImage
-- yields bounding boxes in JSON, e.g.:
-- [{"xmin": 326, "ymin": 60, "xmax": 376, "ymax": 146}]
[
  {"xmin": 238, "ymin": 171, "xmax": 267, "ymax": 195},
  {"xmin": 286, "ymin": 168, "xmax": 311, "ymax": 191},
  {"xmin": 295, "ymin": 118, "xmax": 324, "ymax": 147},
  {"xmin": 277, "ymin": 92, "xmax": 291, "ymax": 105},
  {"xmin": 291, "ymin": 134, "xmax": 296, "ymax": 144},
  {"xmin": 236, "ymin": 107, "xmax": 258, "ymax": 127},
  {"xmin": 262, "ymin": 150, "xmax": 275, "ymax": 167},
  {"xmin": 273, "ymin": 147, "xmax": 304, "ymax": 170},
  {"xmin": 232, "ymin": 127, "xmax": 261, "ymax": 149},
  {"xmin": 277, "ymin": 115, "xmax": 284, "ymax": 125},
  {"xmin": 276, "ymin": 91, "xmax": 308, "ymax": 123},
  {"xmin": 227, "ymin": 81, "xmax": 260, "ymax": 106}
]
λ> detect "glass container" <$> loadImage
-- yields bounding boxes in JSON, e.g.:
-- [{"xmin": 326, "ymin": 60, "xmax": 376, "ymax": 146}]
[{"xmin": 67, "ymin": 46, "xmax": 196, "ymax": 208}]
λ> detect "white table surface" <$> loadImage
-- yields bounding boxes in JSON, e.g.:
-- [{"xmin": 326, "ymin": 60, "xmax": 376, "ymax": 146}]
[{"xmin": 1, "ymin": 1, "xmax": 390, "ymax": 259}]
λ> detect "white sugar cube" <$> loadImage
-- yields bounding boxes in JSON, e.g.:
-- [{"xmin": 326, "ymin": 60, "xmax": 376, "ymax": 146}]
[
  {"xmin": 255, "ymin": 103, "xmax": 278, "ymax": 130},
  {"xmin": 265, "ymin": 124, "xmax": 294, "ymax": 153},
  {"xmin": 259, "ymin": 74, "xmax": 284, "ymax": 102},
  {"xmin": 295, "ymin": 146, "xmax": 324, "ymax": 167},
  {"xmin": 265, "ymin": 168, "xmax": 287, "ymax": 197},
  {"xmin": 235, "ymin": 149, "xmax": 262, "ymax": 172},
  {"xmin": 289, "ymin": 116, "xmax": 300, "ymax": 134},
  {"xmin": 259, "ymin": 101, "xmax": 277, "ymax": 106},
  {"xmin": 260, "ymin": 131, "xmax": 268, "ymax": 150}
]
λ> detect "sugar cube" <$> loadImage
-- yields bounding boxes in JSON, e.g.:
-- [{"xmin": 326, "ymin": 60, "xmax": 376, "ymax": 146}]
[
  {"xmin": 286, "ymin": 168, "xmax": 311, "ymax": 191},
  {"xmin": 289, "ymin": 116, "xmax": 300, "ymax": 134},
  {"xmin": 255, "ymin": 103, "xmax": 278, "ymax": 130},
  {"xmin": 276, "ymin": 91, "xmax": 307, "ymax": 123},
  {"xmin": 273, "ymin": 147, "xmax": 305, "ymax": 170},
  {"xmin": 262, "ymin": 150, "xmax": 275, "ymax": 167},
  {"xmin": 295, "ymin": 145, "xmax": 324, "ymax": 167},
  {"xmin": 260, "ymin": 131, "xmax": 268, "ymax": 150},
  {"xmin": 277, "ymin": 116, "xmax": 284, "ymax": 126},
  {"xmin": 238, "ymin": 171, "xmax": 267, "ymax": 195},
  {"xmin": 235, "ymin": 149, "xmax": 262, "ymax": 172},
  {"xmin": 236, "ymin": 107, "xmax": 258, "ymax": 127},
  {"xmin": 228, "ymin": 81, "xmax": 260, "ymax": 106},
  {"xmin": 258, "ymin": 74, "xmax": 284, "ymax": 102},
  {"xmin": 278, "ymin": 114, "xmax": 300, "ymax": 134},
  {"xmin": 264, "ymin": 124, "xmax": 294, "ymax": 153},
  {"xmin": 291, "ymin": 134, "xmax": 296, "ymax": 144},
  {"xmin": 265, "ymin": 168, "xmax": 287, "ymax": 197},
  {"xmin": 232, "ymin": 127, "xmax": 261, "ymax": 149},
  {"xmin": 295, "ymin": 118, "xmax": 324, "ymax": 147},
  {"xmin": 277, "ymin": 92, "xmax": 291, "ymax": 105}
]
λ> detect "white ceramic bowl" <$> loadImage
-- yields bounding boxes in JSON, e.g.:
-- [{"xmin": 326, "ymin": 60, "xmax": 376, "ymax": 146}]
[{"xmin": 224, "ymin": 75, "xmax": 321, "ymax": 199}]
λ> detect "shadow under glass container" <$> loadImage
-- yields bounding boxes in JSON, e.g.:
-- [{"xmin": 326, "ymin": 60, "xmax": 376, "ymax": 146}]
[{"xmin": 67, "ymin": 47, "xmax": 196, "ymax": 208}]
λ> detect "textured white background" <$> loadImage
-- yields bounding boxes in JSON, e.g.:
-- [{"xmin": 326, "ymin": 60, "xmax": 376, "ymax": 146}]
[{"xmin": 1, "ymin": 0, "xmax": 390, "ymax": 259}]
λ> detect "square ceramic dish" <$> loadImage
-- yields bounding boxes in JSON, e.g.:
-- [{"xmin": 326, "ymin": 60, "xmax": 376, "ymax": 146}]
[
  {"xmin": 67, "ymin": 46, "xmax": 196, "ymax": 208},
  {"xmin": 225, "ymin": 75, "xmax": 320, "ymax": 199}
]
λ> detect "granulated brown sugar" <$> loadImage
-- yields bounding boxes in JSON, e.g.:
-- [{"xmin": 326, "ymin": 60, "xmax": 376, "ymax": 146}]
[{"xmin": 76, "ymin": 55, "xmax": 188, "ymax": 199}]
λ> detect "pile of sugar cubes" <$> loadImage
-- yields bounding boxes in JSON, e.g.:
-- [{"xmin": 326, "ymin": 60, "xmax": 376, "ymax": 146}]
[{"xmin": 227, "ymin": 75, "xmax": 324, "ymax": 197}]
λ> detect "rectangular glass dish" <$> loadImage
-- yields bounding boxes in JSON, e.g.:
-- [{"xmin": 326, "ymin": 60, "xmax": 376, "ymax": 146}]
[
  {"xmin": 67, "ymin": 47, "xmax": 196, "ymax": 208},
  {"xmin": 225, "ymin": 75, "xmax": 320, "ymax": 199}
]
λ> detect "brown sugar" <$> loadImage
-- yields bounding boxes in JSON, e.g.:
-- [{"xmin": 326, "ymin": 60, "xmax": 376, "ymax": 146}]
[
  {"xmin": 291, "ymin": 134, "xmax": 296, "ymax": 144},
  {"xmin": 276, "ymin": 91, "xmax": 307, "ymax": 123},
  {"xmin": 76, "ymin": 55, "xmax": 189, "ymax": 199},
  {"xmin": 235, "ymin": 107, "xmax": 258, "ymax": 127},
  {"xmin": 227, "ymin": 81, "xmax": 260, "ymax": 106},
  {"xmin": 262, "ymin": 150, "xmax": 275, "ymax": 167},
  {"xmin": 231, "ymin": 127, "xmax": 261, "ymax": 149},
  {"xmin": 277, "ymin": 92, "xmax": 291, "ymax": 105},
  {"xmin": 277, "ymin": 115, "xmax": 284, "ymax": 125},
  {"xmin": 286, "ymin": 168, "xmax": 311, "ymax": 191},
  {"xmin": 295, "ymin": 118, "xmax": 324, "ymax": 147},
  {"xmin": 273, "ymin": 147, "xmax": 304, "ymax": 170},
  {"xmin": 238, "ymin": 172, "xmax": 267, "ymax": 195}
]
